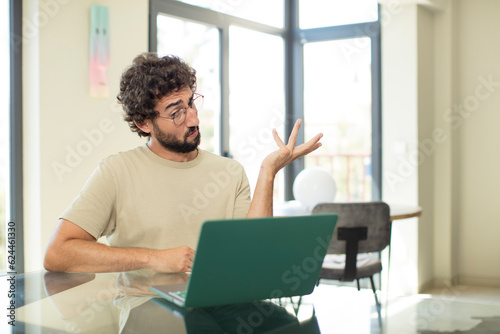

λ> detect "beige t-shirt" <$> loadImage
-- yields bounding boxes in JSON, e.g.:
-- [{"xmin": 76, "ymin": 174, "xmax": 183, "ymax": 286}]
[{"xmin": 61, "ymin": 144, "xmax": 251, "ymax": 250}]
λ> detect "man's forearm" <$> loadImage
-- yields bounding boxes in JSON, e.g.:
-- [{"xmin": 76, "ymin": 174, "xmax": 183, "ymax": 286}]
[
  {"xmin": 44, "ymin": 219, "xmax": 194, "ymax": 274},
  {"xmin": 247, "ymin": 167, "xmax": 275, "ymax": 218},
  {"xmin": 44, "ymin": 238, "xmax": 154, "ymax": 273}
]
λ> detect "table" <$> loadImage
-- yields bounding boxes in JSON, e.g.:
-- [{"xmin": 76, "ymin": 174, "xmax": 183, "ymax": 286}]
[
  {"xmin": 4, "ymin": 270, "xmax": 321, "ymax": 333},
  {"xmin": 388, "ymin": 204, "xmax": 422, "ymax": 221},
  {"xmin": 273, "ymin": 201, "xmax": 422, "ymax": 221}
]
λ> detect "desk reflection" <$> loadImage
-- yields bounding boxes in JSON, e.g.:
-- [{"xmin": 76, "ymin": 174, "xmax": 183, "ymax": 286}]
[
  {"xmin": 123, "ymin": 297, "xmax": 319, "ymax": 334},
  {"xmin": 23, "ymin": 271, "xmax": 320, "ymax": 334}
]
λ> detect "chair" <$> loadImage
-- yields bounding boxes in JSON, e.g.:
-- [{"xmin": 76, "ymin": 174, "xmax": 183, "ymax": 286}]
[{"xmin": 312, "ymin": 201, "xmax": 392, "ymax": 308}]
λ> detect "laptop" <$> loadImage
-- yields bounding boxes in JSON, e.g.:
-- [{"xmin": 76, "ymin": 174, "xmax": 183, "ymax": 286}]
[{"xmin": 150, "ymin": 214, "xmax": 337, "ymax": 308}]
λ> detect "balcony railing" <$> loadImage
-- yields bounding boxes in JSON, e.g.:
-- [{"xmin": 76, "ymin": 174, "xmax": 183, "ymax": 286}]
[{"xmin": 305, "ymin": 153, "xmax": 372, "ymax": 202}]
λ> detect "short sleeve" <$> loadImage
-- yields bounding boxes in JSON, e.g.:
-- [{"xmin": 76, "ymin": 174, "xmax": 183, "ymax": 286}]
[{"xmin": 61, "ymin": 161, "xmax": 117, "ymax": 239}]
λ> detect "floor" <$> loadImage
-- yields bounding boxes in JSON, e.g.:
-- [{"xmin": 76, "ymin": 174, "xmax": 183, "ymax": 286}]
[{"xmin": 302, "ymin": 282, "xmax": 500, "ymax": 333}]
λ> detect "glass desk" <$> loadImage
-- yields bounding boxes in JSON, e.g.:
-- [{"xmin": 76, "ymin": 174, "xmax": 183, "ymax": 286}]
[{"xmin": 4, "ymin": 270, "xmax": 324, "ymax": 334}]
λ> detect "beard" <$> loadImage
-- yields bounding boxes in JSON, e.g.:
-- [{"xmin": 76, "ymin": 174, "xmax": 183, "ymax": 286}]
[{"xmin": 151, "ymin": 120, "xmax": 201, "ymax": 154}]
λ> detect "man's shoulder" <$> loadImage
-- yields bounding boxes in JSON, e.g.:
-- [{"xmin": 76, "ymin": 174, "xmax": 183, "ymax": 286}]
[
  {"xmin": 199, "ymin": 150, "xmax": 246, "ymax": 175},
  {"xmin": 100, "ymin": 144, "xmax": 149, "ymax": 167},
  {"xmin": 200, "ymin": 150, "xmax": 242, "ymax": 166}
]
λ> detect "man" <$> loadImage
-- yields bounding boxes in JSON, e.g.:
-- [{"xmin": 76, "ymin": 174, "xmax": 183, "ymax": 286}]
[{"xmin": 44, "ymin": 53, "xmax": 322, "ymax": 273}]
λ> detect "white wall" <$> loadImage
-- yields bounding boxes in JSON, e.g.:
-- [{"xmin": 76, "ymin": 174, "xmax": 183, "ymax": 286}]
[
  {"xmin": 23, "ymin": 0, "xmax": 148, "ymax": 272},
  {"xmin": 454, "ymin": 0, "xmax": 500, "ymax": 286},
  {"xmin": 383, "ymin": 0, "xmax": 500, "ymax": 291},
  {"xmin": 381, "ymin": 3, "xmax": 420, "ymax": 295},
  {"xmin": 430, "ymin": 0, "xmax": 500, "ymax": 288}
]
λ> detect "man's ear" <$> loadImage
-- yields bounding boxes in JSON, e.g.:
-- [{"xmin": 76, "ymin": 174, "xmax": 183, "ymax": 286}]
[{"xmin": 135, "ymin": 120, "xmax": 153, "ymax": 135}]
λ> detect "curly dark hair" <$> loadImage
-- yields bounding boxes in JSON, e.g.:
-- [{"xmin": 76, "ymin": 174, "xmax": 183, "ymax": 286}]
[{"xmin": 117, "ymin": 53, "xmax": 197, "ymax": 137}]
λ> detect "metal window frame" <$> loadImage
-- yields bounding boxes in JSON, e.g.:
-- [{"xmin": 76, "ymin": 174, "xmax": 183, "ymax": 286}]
[
  {"xmin": 295, "ymin": 7, "xmax": 382, "ymax": 201},
  {"xmin": 284, "ymin": 0, "xmax": 303, "ymax": 199},
  {"xmin": 149, "ymin": 0, "xmax": 381, "ymax": 201}
]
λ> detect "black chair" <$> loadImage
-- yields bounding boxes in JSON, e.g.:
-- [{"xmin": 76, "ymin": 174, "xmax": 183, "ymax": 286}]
[{"xmin": 312, "ymin": 201, "xmax": 392, "ymax": 308}]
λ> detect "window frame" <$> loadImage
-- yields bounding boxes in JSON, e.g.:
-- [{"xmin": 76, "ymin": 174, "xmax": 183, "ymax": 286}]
[
  {"xmin": 149, "ymin": 0, "xmax": 381, "ymax": 201},
  {"xmin": 295, "ymin": 5, "xmax": 382, "ymax": 201}
]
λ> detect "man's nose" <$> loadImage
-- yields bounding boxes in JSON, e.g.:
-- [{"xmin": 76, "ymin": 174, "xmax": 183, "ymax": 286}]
[{"xmin": 185, "ymin": 107, "xmax": 199, "ymax": 127}]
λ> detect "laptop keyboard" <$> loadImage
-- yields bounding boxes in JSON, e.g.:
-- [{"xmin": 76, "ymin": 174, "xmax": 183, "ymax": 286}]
[{"xmin": 170, "ymin": 290, "xmax": 187, "ymax": 300}]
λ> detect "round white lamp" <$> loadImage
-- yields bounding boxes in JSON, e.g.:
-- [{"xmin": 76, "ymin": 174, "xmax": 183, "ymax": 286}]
[{"xmin": 293, "ymin": 167, "xmax": 337, "ymax": 211}]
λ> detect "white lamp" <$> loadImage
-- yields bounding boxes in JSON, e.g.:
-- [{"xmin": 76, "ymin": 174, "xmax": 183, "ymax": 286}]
[{"xmin": 293, "ymin": 167, "xmax": 337, "ymax": 211}]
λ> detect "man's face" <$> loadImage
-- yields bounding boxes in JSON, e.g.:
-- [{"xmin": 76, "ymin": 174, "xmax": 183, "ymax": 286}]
[{"xmin": 150, "ymin": 87, "xmax": 201, "ymax": 154}]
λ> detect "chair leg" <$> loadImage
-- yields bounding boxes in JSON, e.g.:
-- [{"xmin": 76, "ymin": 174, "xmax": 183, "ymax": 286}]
[
  {"xmin": 289, "ymin": 296, "xmax": 303, "ymax": 315},
  {"xmin": 370, "ymin": 275, "xmax": 383, "ymax": 327},
  {"xmin": 356, "ymin": 279, "xmax": 361, "ymax": 291},
  {"xmin": 369, "ymin": 275, "xmax": 380, "ymax": 308}
]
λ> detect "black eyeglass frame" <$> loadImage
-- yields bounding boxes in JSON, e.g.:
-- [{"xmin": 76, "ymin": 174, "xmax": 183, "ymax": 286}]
[{"xmin": 155, "ymin": 93, "xmax": 204, "ymax": 125}]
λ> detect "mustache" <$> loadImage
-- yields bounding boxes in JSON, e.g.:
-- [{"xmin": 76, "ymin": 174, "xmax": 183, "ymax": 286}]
[{"xmin": 185, "ymin": 126, "xmax": 199, "ymax": 138}]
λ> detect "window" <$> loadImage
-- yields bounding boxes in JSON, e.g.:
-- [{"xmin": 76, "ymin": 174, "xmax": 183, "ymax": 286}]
[
  {"xmin": 156, "ymin": 14, "xmax": 221, "ymax": 153},
  {"xmin": 228, "ymin": 26, "xmax": 285, "ymax": 198},
  {"xmin": 298, "ymin": 0, "xmax": 381, "ymax": 202},
  {"xmin": 150, "ymin": 0, "xmax": 381, "ymax": 202},
  {"xmin": 303, "ymin": 38, "xmax": 374, "ymax": 202}
]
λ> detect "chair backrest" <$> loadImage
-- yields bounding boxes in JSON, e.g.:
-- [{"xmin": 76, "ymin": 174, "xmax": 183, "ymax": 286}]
[{"xmin": 312, "ymin": 202, "xmax": 391, "ymax": 254}]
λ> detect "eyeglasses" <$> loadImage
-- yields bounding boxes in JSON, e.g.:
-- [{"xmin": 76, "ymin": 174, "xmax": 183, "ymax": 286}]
[{"xmin": 156, "ymin": 93, "xmax": 204, "ymax": 125}]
